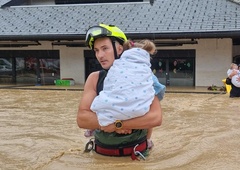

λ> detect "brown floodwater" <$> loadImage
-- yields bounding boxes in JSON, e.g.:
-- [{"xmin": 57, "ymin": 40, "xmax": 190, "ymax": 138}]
[{"xmin": 0, "ymin": 89, "xmax": 239, "ymax": 170}]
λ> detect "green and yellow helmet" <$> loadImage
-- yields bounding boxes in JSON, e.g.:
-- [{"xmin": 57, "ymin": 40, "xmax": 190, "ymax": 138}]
[{"xmin": 85, "ymin": 24, "xmax": 127, "ymax": 49}]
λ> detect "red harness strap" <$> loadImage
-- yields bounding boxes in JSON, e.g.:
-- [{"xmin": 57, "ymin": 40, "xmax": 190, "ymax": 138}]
[{"xmin": 95, "ymin": 140, "xmax": 147, "ymax": 157}]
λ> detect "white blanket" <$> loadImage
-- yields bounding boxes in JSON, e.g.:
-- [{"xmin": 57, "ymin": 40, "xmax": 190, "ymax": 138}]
[
  {"xmin": 232, "ymin": 74, "xmax": 240, "ymax": 87},
  {"xmin": 91, "ymin": 48, "xmax": 155, "ymax": 126},
  {"xmin": 227, "ymin": 69, "xmax": 240, "ymax": 87}
]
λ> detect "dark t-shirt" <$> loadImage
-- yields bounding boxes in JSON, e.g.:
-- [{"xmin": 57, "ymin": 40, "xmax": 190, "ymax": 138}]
[{"xmin": 230, "ymin": 83, "xmax": 240, "ymax": 97}]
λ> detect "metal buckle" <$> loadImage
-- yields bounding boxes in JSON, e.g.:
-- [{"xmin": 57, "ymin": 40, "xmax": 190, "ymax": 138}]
[{"xmin": 133, "ymin": 144, "xmax": 146, "ymax": 160}]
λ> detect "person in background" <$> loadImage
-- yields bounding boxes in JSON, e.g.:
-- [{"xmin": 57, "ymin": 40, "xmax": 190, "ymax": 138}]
[
  {"xmin": 77, "ymin": 24, "xmax": 162, "ymax": 159},
  {"xmin": 172, "ymin": 60, "xmax": 179, "ymax": 73},
  {"xmin": 227, "ymin": 63, "xmax": 240, "ymax": 97},
  {"xmin": 227, "ymin": 63, "xmax": 238, "ymax": 77}
]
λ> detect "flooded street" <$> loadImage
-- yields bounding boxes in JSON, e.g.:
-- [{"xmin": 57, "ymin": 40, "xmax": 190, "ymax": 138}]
[{"xmin": 0, "ymin": 89, "xmax": 239, "ymax": 170}]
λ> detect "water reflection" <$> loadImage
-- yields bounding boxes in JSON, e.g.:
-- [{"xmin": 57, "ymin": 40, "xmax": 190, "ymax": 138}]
[{"xmin": 0, "ymin": 90, "xmax": 239, "ymax": 170}]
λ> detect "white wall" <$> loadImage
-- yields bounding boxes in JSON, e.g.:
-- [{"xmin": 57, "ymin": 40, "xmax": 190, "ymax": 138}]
[
  {"xmin": 59, "ymin": 47, "xmax": 85, "ymax": 84},
  {"xmin": 195, "ymin": 39, "xmax": 232, "ymax": 86}
]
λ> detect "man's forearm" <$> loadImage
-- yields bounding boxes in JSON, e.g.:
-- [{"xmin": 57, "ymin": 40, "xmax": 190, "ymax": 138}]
[
  {"xmin": 123, "ymin": 111, "xmax": 161, "ymax": 129},
  {"xmin": 77, "ymin": 109, "xmax": 99, "ymax": 129}
]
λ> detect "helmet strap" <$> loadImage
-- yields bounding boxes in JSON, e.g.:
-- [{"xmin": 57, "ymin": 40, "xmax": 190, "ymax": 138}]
[{"xmin": 110, "ymin": 38, "xmax": 119, "ymax": 60}]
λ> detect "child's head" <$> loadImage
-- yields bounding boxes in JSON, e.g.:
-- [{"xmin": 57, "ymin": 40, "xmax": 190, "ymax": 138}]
[
  {"xmin": 230, "ymin": 63, "xmax": 238, "ymax": 70},
  {"xmin": 123, "ymin": 39, "xmax": 157, "ymax": 55}
]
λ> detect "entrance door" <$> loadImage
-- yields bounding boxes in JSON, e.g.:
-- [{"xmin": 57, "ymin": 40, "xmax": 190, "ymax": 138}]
[{"xmin": 151, "ymin": 50, "xmax": 195, "ymax": 86}]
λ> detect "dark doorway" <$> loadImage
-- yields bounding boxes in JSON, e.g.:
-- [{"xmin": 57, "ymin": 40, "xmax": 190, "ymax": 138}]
[
  {"xmin": 233, "ymin": 55, "xmax": 240, "ymax": 65},
  {"xmin": 84, "ymin": 50, "xmax": 102, "ymax": 80}
]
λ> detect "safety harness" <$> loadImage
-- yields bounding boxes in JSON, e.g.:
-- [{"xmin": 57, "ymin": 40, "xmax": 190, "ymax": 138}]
[{"xmin": 84, "ymin": 136, "xmax": 148, "ymax": 160}]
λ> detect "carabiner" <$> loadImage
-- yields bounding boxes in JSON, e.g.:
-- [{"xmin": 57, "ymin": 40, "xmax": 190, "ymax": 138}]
[
  {"xmin": 84, "ymin": 138, "xmax": 94, "ymax": 153},
  {"xmin": 133, "ymin": 144, "xmax": 146, "ymax": 160}
]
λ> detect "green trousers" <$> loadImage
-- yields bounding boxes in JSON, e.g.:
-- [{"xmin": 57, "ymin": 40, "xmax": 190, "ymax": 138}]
[{"xmin": 94, "ymin": 129, "xmax": 147, "ymax": 147}]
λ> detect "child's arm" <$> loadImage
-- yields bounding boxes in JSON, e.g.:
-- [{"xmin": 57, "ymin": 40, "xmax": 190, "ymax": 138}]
[{"xmin": 152, "ymin": 74, "xmax": 166, "ymax": 101}]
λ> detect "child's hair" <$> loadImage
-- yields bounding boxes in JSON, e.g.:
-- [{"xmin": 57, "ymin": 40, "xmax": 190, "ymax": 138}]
[
  {"xmin": 230, "ymin": 63, "xmax": 237, "ymax": 69},
  {"xmin": 123, "ymin": 39, "xmax": 156, "ymax": 54}
]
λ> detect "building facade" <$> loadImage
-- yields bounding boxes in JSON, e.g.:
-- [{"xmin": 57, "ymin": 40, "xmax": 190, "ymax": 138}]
[{"xmin": 0, "ymin": 0, "xmax": 240, "ymax": 87}]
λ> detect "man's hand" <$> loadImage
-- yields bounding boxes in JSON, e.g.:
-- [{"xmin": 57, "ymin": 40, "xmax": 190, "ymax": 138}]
[
  {"xmin": 100, "ymin": 124, "xmax": 132, "ymax": 134},
  {"xmin": 229, "ymin": 70, "xmax": 238, "ymax": 79},
  {"xmin": 115, "ymin": 129, "xmax": 132, "ymax": 134},
  {"xmin": 100, "ymin": 124, "xmax": 115, "ymax": 133}
]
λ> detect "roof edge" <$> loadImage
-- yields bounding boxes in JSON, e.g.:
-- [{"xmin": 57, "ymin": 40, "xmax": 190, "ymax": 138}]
[
  {"xmin": 0, "ymin": 31, "xmax": 239, "ymax": 41},
  {"xmin": 129, "ymin": 31, "xmax": 240, "ymax": 40}
]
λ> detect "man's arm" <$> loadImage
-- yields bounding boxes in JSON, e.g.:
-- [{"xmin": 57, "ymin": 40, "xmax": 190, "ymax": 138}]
[
  {"xmin": 101, "ymin": 96, "xmax": 162, "ymax": 133},
  {"xmin": 76, "ymin": 71, "xmax": 100, "ymax": 130},
  {"xmin": 228, "ymin": 70, "xmax": 238, "ymax": 79}
]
